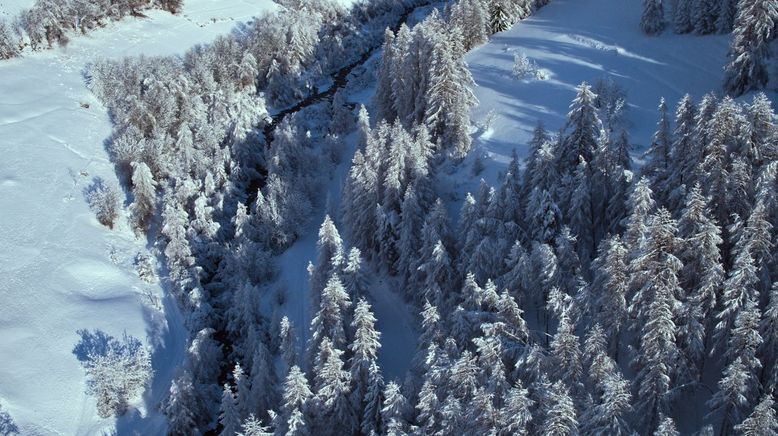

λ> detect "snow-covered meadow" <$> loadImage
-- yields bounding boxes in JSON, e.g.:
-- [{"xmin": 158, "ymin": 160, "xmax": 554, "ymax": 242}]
[{"xmin": 464, "ymin": 0, "xmax": 731, "ymax": 189}]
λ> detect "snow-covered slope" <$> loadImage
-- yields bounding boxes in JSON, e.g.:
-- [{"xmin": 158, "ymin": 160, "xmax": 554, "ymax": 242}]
[
  {"xmin": 466, "ymin": 0, "xmax": 730, "ymax": 186},
  {"xmin": 0, "ymin": 1, "xmax": 283, "ymax": 434},
  {"xmin": 0, "ymin": 0, "xmax": 31, "ymax": 18}
]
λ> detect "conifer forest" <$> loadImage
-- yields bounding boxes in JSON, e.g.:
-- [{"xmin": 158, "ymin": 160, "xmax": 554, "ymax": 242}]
[{"xmin": 3, "ymin": 0, "xmax": 778, "ymax": 434}]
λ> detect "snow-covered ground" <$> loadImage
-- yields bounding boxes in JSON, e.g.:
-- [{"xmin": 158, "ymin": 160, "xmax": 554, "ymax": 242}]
[
  {"xmin": 464, "ymin": 0, "xmax": 730, "ymax": 190},
  {"xmin": 0, "ymin": 1, "xmax": 282, "ymax": 434},
  {"xmin": 0, "ymin": 0, "xmax": 31, "ymax": 18}
]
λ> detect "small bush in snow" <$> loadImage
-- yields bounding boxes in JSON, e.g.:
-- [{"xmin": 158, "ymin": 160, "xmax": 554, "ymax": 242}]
[
  {"xmin": 512, "ymin": 52, "xmax": 547, "ymax": 80},
  {"xmin": 134, "ymin": 252, "xmax": 157, "ymax": 283},
  {"xmin": 85, "ymin": 178, "xmax": 121, "ymax": 229},
  {"xmin": 73, "ymin": 330, "xmax": 153, "ymax": 419},
  {"xmin": 592, "ymin": 76, "xmax": 628, "ymax": 131}
]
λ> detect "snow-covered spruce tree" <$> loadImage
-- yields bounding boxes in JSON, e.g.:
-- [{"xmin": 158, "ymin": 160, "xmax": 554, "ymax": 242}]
[
  {"xmin": 450, "ymin": 0, "xmax": 489, "ymax": 51},
  {"xmin": 540, "ymin": 380, "xmax": 578, "ymax": 435},
  {"xmin": 630, "ymin": 209, "xmax": 682, "ymax": 433},
  {"xmin": 622, "ymin": 176, "xmax": 656, "ymax": 255},
  {"xmin": 161, "ymin": 198, "xmax": 195, "ymax": 286},
  {"xmin": 698, "ymin": 96, "xmax": 743, "ymax": 227},
  {"xmin": 628, "ymin": 206, "xmax": 682, "ymax": 327},
  {"xmin": 667, "ymin": 94, "xmax": 698, "ymax": 207},
  {"xmin": 129, "ymin": 161, "xmax": 157, "ymax": 232},
  {"xmin": 0, "ymin": 18, "xmax": 18, "ymax": 60},
  {"xmin": 489, "ymin": 0, "xmax": 512, "ymax": 33},
  {"xmin": 497, "ymin": 288, "xmax": 531, "ymax": 363},
  {"xmin": 549, "ymin": 309, "xmax": 583, "ymax": 390},
  {"xmin": 310, "ymin": 216, "xmax": 345, "ymax": 310},
  {"xmin": 373, "ymin": 28, "xmax": 396, "ymax": 121},
  {"xmin": 733, "ymin": 392, "xmax": 778, "ymax": 435},
  {"xmin": 389, "ymin": 24, "xmax": 418, "ymax": 126},
  {"xmin": 381, "ymin": 381, "xmax": 409, "ymax": 435},
  {"xmin": 478, "ymin": 323, "xmax": 511, "ymax": 395},
  {"xmin": 693, "ymin": 0, "xmax": 720, "ymax": 34},
  {"xmin": 674, "ymin": 0, "xmax": 694, "ymax": 33},
  {"xmin": 86, "ymin": 178, "xmax": 121, "ymax": 229},
  {"xmin": 342, "ymin": 247, "xmax": 368, "ymax": 302},
  {"xmin": 219, "ymin": 384, "xmax": 241, "ymax": 436},
  {"xmin": 759, "ymin": 283, "xmax": 778, "ymax": 388},
  {"xmin": 589, "ymin": 235, "xmax": 629, "ymax": 356},
  {"xmin": 312, "ymin": 339, "xmax": 356, "ymax": 435},
  {"xmin": 676, "ymin": 184, "xmax": 724, "ymax": 381},
  {"xmin": 558, "ymin": 82, "xmax": 603, "ymax": 177},
  {"xmin": 232, "ymin": 363, "xmax": 251, "ymax": 420},
  {"xmin": 361, "ymin": 362, "xmax": 384, "ymax": 435},
  {"xmin": 718, "ymin": 0, "xmax": 739, "ymax": 33},
  {"xmin": 397, "ymin": 187, "xmax": 425, "ymax": 282},
  {"xmin": 349, "ymin": 298, "xmax": 381, "ymax": 426},
  {"xmin": 308, "ymin": 274, "xmax": 351, "ymax": 366},
  {"xmin": 580, "ymin": 326, "xmax": 632, "ymax": 435},
  {"xmin": 714, "ymin": 202, "xmax": 770, "ymax": 348},
  {"xmin": 655, "ymin": 414, "xmax": 680, "ymax": 436},
  {"xmin": 500, "ymin": 379, "xmax": 533, "ymax": 435},
  {"xmin": 238, "ymin": 414, "xmax": 272, "ymax": 436},
  {"xmin": 742, "ymin": 93, "xmax": 775, "ymax": 173},
  {"xmin": 641, "ymin": 0, "xmax": 665, "ymax": 34},
  {"xmin": 524, "ymin": 121, "xmax": 552, "ymax": 192},
  {"xmin": 643, "ymin": 98, "xmax": 673, "ymax": 203},
  {"xmin": 278, "ymin": 317, "xmax": 298, "ymax": 377},
  {"xmin": 569, "ymin": 157, "xmax": 597, "ymax": 263},
  {"xmin": 78, "ymin": 331, "xmax": 153, "ymax": 419},
  {"xmin": 414, "ymin": 375, "xmax": 439, "ymax": 434},
  {"xmin": 723, "ymin": 0, "xmax": 778, "ymax": 97},
  {"xmin": 278, "ymin": 366, "xmax": 312, "ymax": 436},
  {"xmin": 707, "ymin": 355, "xmax": 759, "ymax": 435},
  {"xmin": 165, "ymin": 370, "xmax": 205, "ymax": 435},
  {"xmin": 248, "ymin": 341, "xmax": 278, "ymax": 423},
  {"xmin": 500, "ymin": 149, "xmax": 524, "ymax": 232},
  {"xmin": 709, "ymin": 294, "xmax": 763, "ymax": 434},
  {"xmin": 424, "ymin": 23, "xmax": 478, "ymax": 158},
  {"xmin": 342, "ymin": 149, "xmax": 379, "ymax": 253}
]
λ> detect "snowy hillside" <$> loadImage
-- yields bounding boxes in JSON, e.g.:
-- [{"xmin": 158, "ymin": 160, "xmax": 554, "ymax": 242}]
[{"xmin": 466, "ymin": 0, "xmax": 730, "ymax": 184}]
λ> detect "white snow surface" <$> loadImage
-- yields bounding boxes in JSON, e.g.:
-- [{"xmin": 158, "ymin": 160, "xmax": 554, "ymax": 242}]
[
  {"xmin": 464, "ymin": 0, "xmax": 731, "ymax": 191},
  {"xmin": 0, "ymin": 1, "xmax": 284, "ymax": 434},
  {"xmin": 0, "ymin": 0, "xmax": 31, "ymax": 18}
]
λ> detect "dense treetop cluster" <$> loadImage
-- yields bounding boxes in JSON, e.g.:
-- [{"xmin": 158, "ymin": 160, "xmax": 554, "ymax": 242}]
[{"xmin": 0, "ymin": 0, "xmax": 182, "ymax": 59}]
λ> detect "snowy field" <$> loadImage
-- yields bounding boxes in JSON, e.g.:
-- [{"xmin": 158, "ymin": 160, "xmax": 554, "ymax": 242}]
[
  {"xmin": 0, "ymin": 1, "xmax": 280, "ymax": 434},
  {"xmin": 0, "ymin": 0, "xmax": 31, "ymax": 18},
  {"xmin": 464, "ymin": 0, "xmax": 731, "ymax": 190}
]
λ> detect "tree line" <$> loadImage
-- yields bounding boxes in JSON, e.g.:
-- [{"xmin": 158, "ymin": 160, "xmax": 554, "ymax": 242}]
[
  {"xmin": 0, "ymin": 0, "xmax": 182, "ymax": 59},
  {"xmin": 641, "ymin": 0, "xmax": 778, "ymax": 98}
]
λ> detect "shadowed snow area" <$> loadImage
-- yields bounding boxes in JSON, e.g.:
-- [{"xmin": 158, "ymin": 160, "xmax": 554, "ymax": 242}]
[{"xmin": 467, "ymin": 0, "xmax": 730, "ymax": 178}]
